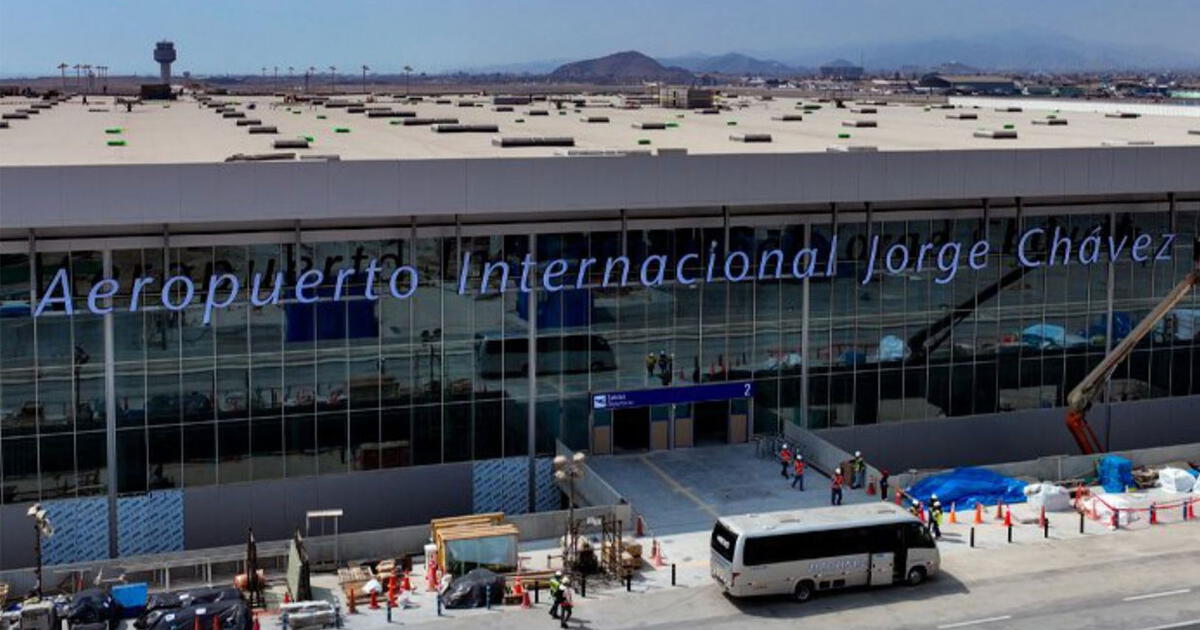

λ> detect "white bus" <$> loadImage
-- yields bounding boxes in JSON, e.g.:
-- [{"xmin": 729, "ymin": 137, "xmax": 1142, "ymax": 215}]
[{"xmin": 710, "ymin": 503, "xmax": 939, "ymax": 602}]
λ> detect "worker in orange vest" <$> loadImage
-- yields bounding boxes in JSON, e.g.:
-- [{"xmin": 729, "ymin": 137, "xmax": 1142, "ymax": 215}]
[
  {"xmin": 791, "ymin": 455, "xmax": 806, "ymax": 491},
  {"xmin": 779, "ymin": 443, "xmax": 792, "ymax": 478},
  {"xmin": 831, "ymin": 468, "xmax": 845, "ymax": 505}
]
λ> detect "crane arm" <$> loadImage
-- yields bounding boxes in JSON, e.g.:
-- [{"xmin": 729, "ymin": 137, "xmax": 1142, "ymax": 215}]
[{"xmin": 1065, "ymin": 237, "xmax": 1200, "ymax": 454}]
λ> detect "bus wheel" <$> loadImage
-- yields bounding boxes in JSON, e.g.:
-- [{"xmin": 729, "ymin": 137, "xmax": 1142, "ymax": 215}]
[
  {"xmin": 793, "ymin": 580, "xmax": 815, "ymax": 603},
  {"xmin": 905, "ymin": 567, "xmax": 926, "ymax": 586}
]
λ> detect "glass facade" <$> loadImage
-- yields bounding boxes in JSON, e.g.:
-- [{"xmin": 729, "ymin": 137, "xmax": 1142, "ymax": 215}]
[{"xmin": 2, "ymin": 200, "xmax": 1199, "ymax": 505}]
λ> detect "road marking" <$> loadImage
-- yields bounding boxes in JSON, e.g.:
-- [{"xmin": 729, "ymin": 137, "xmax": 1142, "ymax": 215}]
[
  {"xmin": 1124, "ymin": 588, "xmax": 1192, "ymax": 602},
  {"xmin": 1133, "ymin": 620, "xmax": 1200, "ymax": 630},
  {"xmin": 638, "ymin": 454, "xmax": 720, "ymax": 519},
  {"xmin": 937, "ymin": 615, "xmax": 1013, "ymax": 629}
]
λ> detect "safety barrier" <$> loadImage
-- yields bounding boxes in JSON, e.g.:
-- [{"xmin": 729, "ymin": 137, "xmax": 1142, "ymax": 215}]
[{"xmin": 1075, "ymin": 486, "xmax": 1199, "ymax": 530}]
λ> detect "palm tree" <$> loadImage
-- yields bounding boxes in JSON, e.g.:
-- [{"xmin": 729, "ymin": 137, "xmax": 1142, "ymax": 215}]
[
  {"xmin": 57, "ymin": 63, "xmax": 68, "ymax": 90},
  {"xmin": 361, "ymin": 65, "xmax": 369, "ymax": 94},
  {"xmin": 82, "ymin": 64, "xmax": 92, "ymax": 92},
  {"xmin": 73, "ymin": 64, "xmax": 82, "ymax": 88}
]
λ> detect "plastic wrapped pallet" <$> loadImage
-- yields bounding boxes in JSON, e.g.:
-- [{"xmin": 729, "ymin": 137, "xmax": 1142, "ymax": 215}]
[
  {"xmin": 1023, "ymin": 483, "xmax": 1073, "ymax": 512},
  {"xmin": 1158, "ymin": 468, "xmax": 1197, "ymax": 493}
]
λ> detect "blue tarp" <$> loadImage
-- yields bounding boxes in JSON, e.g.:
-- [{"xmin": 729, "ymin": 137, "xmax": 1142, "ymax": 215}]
[
  {"xmin": 907, "ymin": 467, "xmax": 1028, "ymax": 510},
  {"xmin": 1098, "ymin": 455, "xmax": 1135, "ymax": 493}
]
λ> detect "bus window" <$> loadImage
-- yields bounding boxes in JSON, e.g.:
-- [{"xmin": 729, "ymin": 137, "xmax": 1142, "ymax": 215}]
[
  {"xmin": 711, "ymin": 522, "xmax": 738, "ymax": 563},
  {"xmin": 904, "ymin": 522, "xmax": 936, "ymax": 548}
]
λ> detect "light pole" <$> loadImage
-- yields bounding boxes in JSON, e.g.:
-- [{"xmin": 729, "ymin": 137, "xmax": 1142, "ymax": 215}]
[
  {"xmin": 404, "ymin": 65, "xmax": 413, "ymax": 96},
  {"xmin": 361, "ymin": 65, "xmax": 368, "ymax": 95},
  {"xmin": 73, "ymin": 64, "xmax": 82, "ymax": 89},
  {"xmin": 288, "ymin": 66, "xmax": 294, "ymax": 89},
  {"xmin": 329, "ymin": 66, "xmax": 336, "ymax": 94},
  {"xmin": 98, "ymin": 66, "xmax": 108, "ymax": 93},
  {"xmin": 553, "ymin": 452, "xmax": 587, "ymax": 572},
  {"xmin": 273, "ymin": 65, "xmax": 279, "ymax": 89},
  {"xmin": 57, "ymin": 63, "xmax": 68, "ymax": 90},
  {"xmin": 305, "ymin": 66, "xmax": 315, "ymax": 93},
  {"xmin": 27, "ymin": 504, "xmax": 54, "ymax": 599}
]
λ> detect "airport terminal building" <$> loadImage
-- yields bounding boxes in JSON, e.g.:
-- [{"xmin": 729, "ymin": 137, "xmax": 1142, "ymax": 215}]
[{"xmin": 1, "ymin": 93, "xmax": 1198, "ymax": 568}]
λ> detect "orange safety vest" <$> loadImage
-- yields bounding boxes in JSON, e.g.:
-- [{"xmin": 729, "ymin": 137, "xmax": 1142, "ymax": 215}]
[
  {"xmin": 793, "ymin": 459, "xmax": 805, "ymax": 475},
  {"xmin": 832, "ymin": 474, "xmax": 845, "ymax": 489},
  {"xmin": 780, "ymin": 448, "xmax": 792, "ymax": 464}
]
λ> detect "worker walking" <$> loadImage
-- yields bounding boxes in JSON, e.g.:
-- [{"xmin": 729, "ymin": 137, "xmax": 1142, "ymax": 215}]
[
  {"xmin": 851, "ymin": 451, "xmax": 866, "ymax": 489},
  {"xmin": 645, "ymin": 353, "xmax": 657, "ymax": 377},
  {"xmin": 879, "ymin": 469, "xmax": 890, "ymax": 502},
  {"xmin": 791, "ymin": 455, "xmax": 805, "ymax": 491},
  {"xmin": 548, "ymin": 570, "xmax": 563, "ymax": 619},
  {"xmin": 929, "ymin": 494, "xmax": 943, "ymax": 539},
  {"xmin": 558, "ymin": 576, "xmax": 575, "ymax": 629},
  {"xmin": 779, "ymin": 443, "xmax": 793, "ymax": 478},
  {"xmin": 831, "ymin": 468, "xmax": 845, "ymax": 505}
]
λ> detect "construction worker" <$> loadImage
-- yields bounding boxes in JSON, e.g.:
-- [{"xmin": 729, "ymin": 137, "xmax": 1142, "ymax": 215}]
[
  {"xmin": 558, "ymin": 576, "xmax": 575, "ymax": 629},
  {"xmin": 929, "ymin": 494, "xmax": 943, "ymax": 539},
  {"xmin": 879, "ymin": 469, "xmax": 890, "ymax": 502},
  {"xmin": 645, "ymin": 353, "xmax": 657, "ymax": 377},
  {"xmin": 779, "ymin": 443, "xmax": 793, "ymax": 478},
  {"xmin": 831, "ymin": 468, "xmax": 845, "ymax": 505},
  {"xmin": 791, "ymin": 454, "xmax": 805, "ymax": 491},
  {"xmin": 851, "ymin": 451, "xmax": 866, "ymax": 489},
  {"xmin": 548, "ymin": 570, "xmax": 563, "ymax": 619}
]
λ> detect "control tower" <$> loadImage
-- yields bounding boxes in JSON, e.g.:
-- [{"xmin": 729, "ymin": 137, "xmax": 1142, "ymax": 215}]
[{"xmin": 154, "ymin": 40, "xmax": 176, "ymax": 84}]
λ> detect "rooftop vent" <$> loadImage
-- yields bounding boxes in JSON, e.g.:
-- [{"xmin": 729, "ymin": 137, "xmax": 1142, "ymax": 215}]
[
  {"xmin": 1032, "ymin": 118, "xmax": 1068, "ymax": 126},
  {"xmin": 457, "ymin": 101, "xmax": 477, "ymax": 107},
  {"xmin": 435, "ymin": 99, "xmax": 452, "ymax": 105},
  {"xmin": 995, "ymin": 106, "xmax": 1023, "ymax": 113},
  {"xmin": 493, "ymin": 106, "xmax": 514, "ymax": 112},
  {"xmin": 1105, "ymin": 112, "xmax": 1141, "ymax": 119},
  {"xmin": 974, "ymin": 129, "xmax": 1018, "ymax": 139},
  {"xmin": 632, "ymin": 122, "xmax": 667, "ymax": 130},
  {"xmin": 697, "ymin": 108, "xmax": 720, "ymax": 114},
  {"xmin": 801, "ymin": 104, "xmax": 822, "ymax": 111},
  {"xmin": 493, "ymin": 95, "xmax": 532, "ymax": 105},
  {"xmin": 324, "ymin": 101, "xmax": 349, "ymax": 108},
  {"xmin": 581, "ymin": 116, "xmax": 610, "ymax": 123},
  {"xmin": 248, "ymin": 126, "xmax": 279, "ymax": 134},
  {"xmin": 771, "ymin": 115, "xmax": 803, "ymax": 121},
  {"xmin": 850, "ymin": 107, "xmax": 877, "ymax": 114},
  {"xmin": 235, "ymin": 119, "xmax": 263, "ymax": 126},
  {"xmin": 274, "ymin": 138, "xmax": 311, "ymax": 149},
  {"xmin": 368, "ymin": 110, "xmax": 417, "ymax": 118},
  {"xmin": 930, "ymin": 103, "xmax": 955, "ymax": 110},
  {"xmin": 945, "ymin": 112, "xmax": 978, "ymax": 120},
  {"xmin": 432, "ymin": 124, "xmax": 499, "ymax": 133},
  {"xmin": 403, "ymin": 117, "xmax": 459, "ymax": 126},
  {"xmin": 841, "ymin": 119, "xmax": 877, "ymax": 128},
  {"xmin": 17, "ymin": 108, "xmax": 40, "ymax": 115},
  {"xmin": 730, "ymin": 133, "xmax": 772, "ymax": 143},
  {"xmin": 1189, "ymin": 130, "xmax": 1200, "ymax": 135},
  {"xmin": 492, "ymin": 136, "xmax": 575, "ymax": 147},
  {"xmin": 0, "ymin": 121, "xmax": 9, "ymax": 129},
  {"xmin": 347, "ymin": 106, "xmax": 366, "ymax": 113},
  {"xmin": 527, "ymin": 110, "xmax": 549, "ymax": 116},
  {"xmin": 224, "ymin": 152, "xmax": 295, "ymax": 162},
  {"xmin": 826, "ymin": 145, "xmax": 878, "ymax": 152},
  {"xmin": 2, "ymin": 113, "xmax": 29, "ymax": 119}
]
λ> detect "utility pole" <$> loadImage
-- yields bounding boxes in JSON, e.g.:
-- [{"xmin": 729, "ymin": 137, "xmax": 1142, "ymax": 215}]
[
  {"xmin": 361, "ymin": 65, "xmax": 368, "ymax": 95},
  {"xmin": 273, "ymin": 66, "xmax": 278, "ymax": 90},
  {"xmin": 57, "ymin": 63, "xmax": 68, "ymax": 90},
  {"xmin": 329, "ymin": 66, "xmax": 336, "ymax": 94},
  {"xmin": 404, "ymin": 65, "xmax": 413, "ymax": 96},
  {"xmin": 305, "ymin": 66, "xmax": 315, "ymax": 93}
]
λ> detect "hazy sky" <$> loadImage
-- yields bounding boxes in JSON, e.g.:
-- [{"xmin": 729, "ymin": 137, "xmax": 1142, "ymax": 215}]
[{"xmin": 1, "ymin": 0, "xmax": 1197, "ymax": 75}]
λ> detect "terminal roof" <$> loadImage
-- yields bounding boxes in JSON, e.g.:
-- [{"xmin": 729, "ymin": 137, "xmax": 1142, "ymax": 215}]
[{"xmin": 2, "ymin": 93, "xmax": 1199, "ymax": 166}]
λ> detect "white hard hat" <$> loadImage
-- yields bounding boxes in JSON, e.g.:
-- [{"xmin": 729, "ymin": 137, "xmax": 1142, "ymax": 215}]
[
  {"xmin": 555, "ymin": 570, "xmax": 563, "ymax": 577},
  {"xmin": 561, "ymin": 576, "xmax": 571, "ymax": 585},
  {"xmin": 797, "ymin": 454, "xmax": 803, "ymax": 460},
  {"xmin": 931, "ymin": 493, "xmax": 938, "ymax": 499},
  {"xmin": 782, "ymin": 443, "xmax": 788, "ymax": 449},
  {"xmin": 855, "ymin": 451, "xmax": 862, "ymax": 457},
  {"xmin": 835, "ymin": 467, "xmax": 841, "ymax": 474}
]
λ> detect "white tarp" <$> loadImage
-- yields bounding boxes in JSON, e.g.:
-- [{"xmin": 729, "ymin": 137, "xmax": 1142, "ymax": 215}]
[
  {"xmin": 1082, "ymin": 491, "xmax": 1149, "ymax": 527},
  {"xmin": 1023, "ymin": 483, "xmax": 1073, "ymax": 512},
  {"xmin": 1158, "ymin": 468, "xmax": 1197, "ymax": 493}
]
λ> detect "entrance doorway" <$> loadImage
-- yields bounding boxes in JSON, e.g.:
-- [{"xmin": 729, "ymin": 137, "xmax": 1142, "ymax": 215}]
[
  {"xmin": 612, "ymin": 407, "xmax": 650, "ymax": 452},
  {"xmin": 693, "ymin": 401, "xmax": 729, "ymax": 446}
]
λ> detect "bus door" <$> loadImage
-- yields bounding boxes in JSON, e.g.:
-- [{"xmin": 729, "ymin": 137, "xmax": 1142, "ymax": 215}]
[{"xmin": 869, "ymin": 551, "xmax": 894, "ymax": 586}]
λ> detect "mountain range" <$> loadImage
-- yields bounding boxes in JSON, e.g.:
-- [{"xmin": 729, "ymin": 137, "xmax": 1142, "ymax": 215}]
[{"xmin": 547, "ymin": 51, "xmax": 695, "ymax": 83}]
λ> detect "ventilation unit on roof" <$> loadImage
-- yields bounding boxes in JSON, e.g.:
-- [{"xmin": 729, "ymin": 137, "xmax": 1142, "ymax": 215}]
[
  {"xmin": 850, "ymin": 107, "xmax": 877, "ymax": 114},
  {"xmin": 697, "ymin": 108, "xmax": 720, "ymax": 114},
  {"xmin": 492, "ymin": 136, "xmax": 575, "ymax": 147},
  {"xmin": 2, "ymin": 113, "xmax": 29, "ymax": 119},
  {"xmin": 324, "ymin": 101, "xmax": 349, "ymax": 108},
  {"xmin": 1105, "ymin": 112, "xmax": 1141, "ymax": 119},
  {"xmin": 527, "ymin": 110, "xmax": 549, "ymax": 116},
  {"xmin": 772, "ymin": 115, "xmax": 803, "ymax": 121},
  {"xmin": 581, "ymin": 116, "xmax": 610, "ymax": 123},
  {"xmin": 1032, "ymin": 118, "xmax": 1068, "ymax": 126},
  {"xmin": 995, "ymin": 106, "xmax": 1023, "ymax": 113},
  {"xmin": 248, "ymin": 126, "xmax": 278, "ymax": 134},
  {"xmin": 730, "ymin": 133, "xmax": 772, "ymax": 143},
  {"xmin": 841, "ymin": 119, "xmax": 876, "ymax": 128},
  {"xmin": 493, "ymin": 95, "xmax": 532, "ymax": 106},
  {"xmin": 432, "ymin": 124, "xmax": 499, "ymax": 133},
  {"xmin": 347, "ymin": 106, "xmax": 366, "ymax": 114},
  {"xmin": 801, "ymin": 104, "xmax": 822, "ymax": 110},
  {"xmin": 457, "ymin": 101, "xmax": 477, "ymax": 107},
  {"xmin": 403, "ymin": 118, "xmax": 459, "ymax": 126},
  {"xmin": 274, "ymin": 138, "xmax": 310, "ymax": 148},
  {"xmin": 17, "ymin": 108, "xmax": 39, "ymax": 115},
  {"xmin": 930, "ymin": 103, "xmax": 955, "ymax": 109},
  {"xmin": 224, "ymin": 152, "xmax": 295, "ymax": 162},
  {"xmin": 0, "ymin": 121, "xmax": 9, "ymax": 129},
  {"xmin": 974, "ymin": 129, "xmax": 1018, "ymax": 139},
  {"xmin": 826, "ymin": 145, "xmax": 878, "ymax": 152},
  {"xmin": 632, "ymin": 122, "xmax": 667, "ymax": 129},
  {"xmin": 222, "ymin": 112, "xmax": 246, "ymax": 119},
  {"xmin": 368, "ymin": 110, "xmax": 416, "ymax": 118},
  {"xmin": 945, "ymin": 112, "xmax": 977, "ymax": 120},
  {"xmin": 236, "ymin": 119, "xmax": 263, "ymax": 126},
  {"xmin": 1189, "ymin": 129, "xmax": 1200, "ymax": 135},
  {"xmin": 435, "ymin": 99, "xmax": 452, "ymax": 105},
  {"xmin": 493, "ymin": 106, "xmax": 514, "ymax": 112}
]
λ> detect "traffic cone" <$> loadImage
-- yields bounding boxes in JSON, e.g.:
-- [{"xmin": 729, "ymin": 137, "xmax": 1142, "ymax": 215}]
[
  {"xmin": 996, "ymin": 500, "xmax": 1005, "ymax": 521},
  {"xmin": 426, "ymin": 562, "xmax": 438, "ymax": 592},
  {"xmin": 1003, "ymin": 507, "xmax": 1013, "ymax": 528},
  {"xmin": 636, "ymin": 515, "xmax": 645, "ymax": 537},
  {"xmin": 652, "ymin": 539, "xmax": 666, "ymax": 568},
  {"xmin": 347, "ymin": 589, "xmax": 357, "ymax": 614},
  {"xmin": 916, "ymin": 504, "xmax": 926, "ymax": 524},
  {"xmin": 193, "ymin": 617, "xmax": 200, "ymax": 630},
  {"xmin": 895, "ymin": 488, "xmax": 902, "ymax": 505},
  {"xmin": 253, "ymin": 616, "xmax": 261, "ymax": 630},
  {"xmin": 1149, "ymin": 504, "xmax": 1158, "ymax": 525},
  {"xmin": 1038, "ymin": 506, "xmax": 1046, "ymax": 528},
  {"xmin": 387, "ymin": 577, "xmax": 397, "ymax": 608},
  {"xmin": 514, "ymin": 580, "xmax": 530, "ymax": 609},
  {"xmin": 1189, "ymin": 499, "xmax": 1196, "ymax": 521},
  {"xmin": 866, "ymin": 477, "xmax": 876, "ymax": 496},
  {"xmin": 400, "ymin": 571, "xmax": 412, "ymax": 593},
  {"xmin": 948, "ymin": 503, "xmax": 958, "ymax": 524},
  {"xmin": 283, "ymin": 592, "xmax": 291, "ymax": 605},
  {"xmin": 369, "ymin": 590, "xmax": 379, "ymax": 610},
  {"xmin": 973, "ymin": 503, "xmax": 984, "ymax": 525}
]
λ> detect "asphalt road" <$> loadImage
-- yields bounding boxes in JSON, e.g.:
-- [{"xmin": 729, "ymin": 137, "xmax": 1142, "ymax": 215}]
[{"xmin": 425, "ymin": 520, "xmax": 1200, "ymax": 630}]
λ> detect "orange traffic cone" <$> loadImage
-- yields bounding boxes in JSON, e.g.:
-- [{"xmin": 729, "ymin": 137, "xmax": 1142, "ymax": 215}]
[
  {"xmin": 387, "ymin": 577, "xmax": 397, "ymax": 608},
  {"xmin": 1038, "ymin": 506, "xmax": 1046, "ymax": 528},
  {"xmin": 369, "ymin": 589, "xmax": 379, "ymax": 610},
  {"xmin": 973, "ymin": 503, "xmax": 984, "ymax": 525},
  {"xmin": 866, "ymin": 477, "xmax": 876, "ymax": 496},
  {"xmin": 426, "ymin": 563, "xmax": 439, "ymax": 592},
  {"xmin": 253, "ymin": 616, "xmax": 261, "ymax": 630},
  {"xmin": 283, "ymin": 592, "xmax": 291, "ymax": 605},
  {"xmin": 948, "ymin": 503, "xmax": 958, "ymax": 524},
  {"xmin": 895, "ymin": 488, "xmax": 902, "ymax": 505},
  {"xmin": 916, "ymin": 504, "xmax": 926, "ymax": 524},
  {"xmin": 514, "ymin": 580, "xmax": 530, "ymax": 609},
  {"xmin": 1149, "ymin": 504, "xmax": 1158, "ymax": 525},
  {"xmin": 400, "ymin": 571, "xmax": 413, "ymax": 592},
  {"xmin": 651, "ymin": 539, "xmax": 667, "ymax": 568},
  {"xmin": 347, "ymin": 588, "xmax": 357, "ymax": 615},
  {"xmin": 1003, "ymin": 507, "xmax": 1013, "ymax": 528},
  {"xmin": 995, "ymin": 500, "xmax": 1005, "ymax": 521},
  {"xmin": 1189, "ymin": 499, "xmax": 1197, "ymax": 521}
]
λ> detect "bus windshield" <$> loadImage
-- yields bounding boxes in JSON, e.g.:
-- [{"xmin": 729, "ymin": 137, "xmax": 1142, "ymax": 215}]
[{"xmin": 711, "ymin": 522, "xmax": 738, "ymax": 562}]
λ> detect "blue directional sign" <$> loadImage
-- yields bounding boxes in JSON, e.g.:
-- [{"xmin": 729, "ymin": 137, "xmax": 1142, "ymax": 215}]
[{"xmin": 592, "ymin": 381, "xmax": 754, "ymax": 410}]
